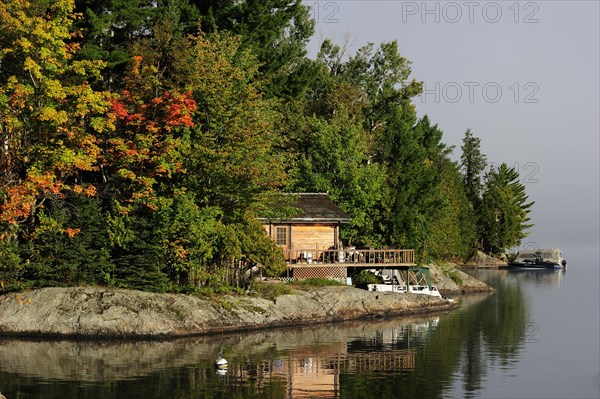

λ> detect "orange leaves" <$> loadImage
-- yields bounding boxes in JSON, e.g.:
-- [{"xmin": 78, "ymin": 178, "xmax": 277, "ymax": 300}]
[
  {"xmin": 111, "ymin": 99, "xmax": 129, "ymax": 120},
  {"xmin": 72, "ymin": 184, "xmax": 96, "ymax": 196},
  {"xmin": 0, "ymin": 169, "xmax": 62, "ymax": 224},
  {"xmin": 110, "ymin": 90, "xmax": 196, "ymax": 130},
  {"xmin": 166, "ymin": 92, "xmax": 196, "ymax": 129},
  {"xmin": 0, "ymin": 185, "xmax": 35, "ymax": 224},
  {"xmin": 64, "ymin": 227, "xmax": 80, "ymax": 237},
  {"xmin": 104, "ymin": 59, "xmax": 198, "ymax": 211}
]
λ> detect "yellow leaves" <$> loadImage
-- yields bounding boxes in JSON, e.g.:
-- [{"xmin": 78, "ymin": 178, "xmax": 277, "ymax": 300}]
[
  {"xmin": 23, "ymin": 56, "xmax": 42, "ymax": 80},
  {"xmin": 15, "ymin": 37, "xmax": 32, "ymax": 50},
  {"xmin": 118, "ymin": 169, "xmax": 137, "ymax": 181},
  {"xmin": 39, "ymin": 106, "xmax": 68, "ymax": 124},
  {"xmin": 44, "ymin": 79, "xmax": 66, "ymax": 100}
]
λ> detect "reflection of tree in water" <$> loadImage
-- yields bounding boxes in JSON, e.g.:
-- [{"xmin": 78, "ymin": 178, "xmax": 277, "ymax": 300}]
[{"xmin": 340, "ymin": 277, "xmax": 529, "ymax": 399}]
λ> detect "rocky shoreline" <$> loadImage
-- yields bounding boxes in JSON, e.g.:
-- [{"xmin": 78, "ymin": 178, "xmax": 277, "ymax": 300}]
[
  {"xmin": 0, "ymin": 285, "xmax": 465, "ymax": 339},
  {"xmin": 0, "ymin": 262, "xmax": 495, "ymax": 340}
]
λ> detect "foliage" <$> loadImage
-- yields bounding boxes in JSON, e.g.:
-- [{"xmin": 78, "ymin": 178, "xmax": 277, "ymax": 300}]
[
  {"xmin": 437, "ymin": 262, "xmax": 463, "ymax": 286},
  {"xmin": 460, "ymin": 129, "xmax": 487, "ymax": 209},
  {"xmin": 352, "ymin": 270, "xmax": 383, "ymax": 287},
  {"xmin": 293, "ymin": 278, "xmax": 344, "ymax": 287},
  {"xmin": 0, "ymin": 0, "xmax": 110, "ymax": 226},
  {"xmin": 428, "ymin": 159, "xmax": 477, "ymax": 260},
  {"xmin": 193, "ymin": 0, "xmax": 315, "ymax": 98},
  {"xmin": 480, "ymin": 163, "xmax": 534, "ymax": 255},
  {"xmin": 250, "ymin": 281, "xmax": 293, "ymax": 301}
]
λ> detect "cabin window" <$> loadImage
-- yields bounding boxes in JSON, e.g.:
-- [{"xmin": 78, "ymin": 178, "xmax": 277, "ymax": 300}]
[{"xmin": 275, "ymin": 227, "xmax": 287, "ymax": 245}]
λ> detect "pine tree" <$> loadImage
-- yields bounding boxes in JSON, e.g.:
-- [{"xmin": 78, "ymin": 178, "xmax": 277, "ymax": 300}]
[
  {"xmin": 480, "ymin": 163, "xmax": 534, "ymax": 255},
  {"xmin": 460, "ymin": 129, "xmax": 487, "ymax": 209}
]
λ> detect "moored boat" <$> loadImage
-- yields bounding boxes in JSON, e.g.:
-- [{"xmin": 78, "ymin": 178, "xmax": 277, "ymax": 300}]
[
  {"xmin": 366, "ymin": 283, "xmax": 442, "ymax": 298},
  {"xmin": 508, "ymin": 248, "xmax": 566, "ymax": 270}
]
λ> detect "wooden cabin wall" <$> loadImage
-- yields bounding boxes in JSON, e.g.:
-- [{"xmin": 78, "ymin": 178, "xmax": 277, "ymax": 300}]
[
  {"xmin": 290, "ymin": 224, "xmax": 335, "ymax": 253},
  {"xmin": 263, "ymin": 223, "xmax": 338, "ymax": 258}
]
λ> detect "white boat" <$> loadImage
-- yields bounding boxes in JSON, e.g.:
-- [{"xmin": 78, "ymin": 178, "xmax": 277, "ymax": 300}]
[
  {"xmin": 367, "ymin": 284, "xmax": 442, "ymax": 298},
  {"xmin": 367, "ymin": 284, "xmax": 406, "ymax": 293},
  {"xmin": 508, "ymin": 248, "xmax": 567, "ymax": 270},
  {"xmin": 408, "ymin": 285, "xmax": 442, "ymax": 298}
]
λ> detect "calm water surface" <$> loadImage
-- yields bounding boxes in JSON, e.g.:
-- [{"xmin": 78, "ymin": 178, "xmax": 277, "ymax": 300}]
[{"xmin": 1, "ymin": 248, "xmax": 598, "ymax": 399}]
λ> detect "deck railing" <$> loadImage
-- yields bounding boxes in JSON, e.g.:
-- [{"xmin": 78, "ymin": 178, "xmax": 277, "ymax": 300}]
[{"xmin": 285, "ymin": 248, "xmax": 415, "ymax": 266}]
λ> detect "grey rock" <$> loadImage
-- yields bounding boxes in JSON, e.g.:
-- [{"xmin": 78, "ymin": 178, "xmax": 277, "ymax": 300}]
[
  {"xmin": 428, "ymin": 263, "xmax": 494, "ymax": 295},
  {"xmin": 0, "ymin": 286, "xmax": 455, "ymax": 339},
  {"xmin": 464, "ymin": 250, "xmax": 508, "ymax": 267}
]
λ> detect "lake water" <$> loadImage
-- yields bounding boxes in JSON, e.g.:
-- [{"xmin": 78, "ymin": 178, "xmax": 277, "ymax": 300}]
[{"xmin": 1, "ymin": 248, "xmax": 598, "ymax": 399}]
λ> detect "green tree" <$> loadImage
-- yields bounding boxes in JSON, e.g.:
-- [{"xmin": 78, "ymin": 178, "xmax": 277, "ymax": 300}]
[
  {"xmin": 460, "ymin": 129, "xmax": 487, "ymax": 209},
  {"xmin": 73, "ymin": 0, "xmax": 200, "ymax": 87},
  {"xmin": 101, "ymin": 30, "xmax": 288, "ymax": 289},
  {"xmin": 286, "ymin": 40, "xmax": 388, "ymax": 247},
  {"xmin": 381, "ymin": 116, "xmax": 448, "ymax": 260},
  {"xmin": 428, "ymin": 159, "xmax": 477, "ymax": 260},
  {"xmin": 193, "ymin": 0, "xmax": 315, "ymax": 98},
  {"xmin": 480, "ymin": 163, "xmax": 534, "ymax": 255}
]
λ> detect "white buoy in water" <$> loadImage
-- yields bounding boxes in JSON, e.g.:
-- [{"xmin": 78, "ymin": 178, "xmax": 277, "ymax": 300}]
[{"xmin": 215, "ymin": 351, "xmax": 228, "ymax": 369}]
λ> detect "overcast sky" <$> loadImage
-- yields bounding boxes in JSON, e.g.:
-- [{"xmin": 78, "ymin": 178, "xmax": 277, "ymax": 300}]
[{"xmin": 304, "ymin": 0, "xmax": 600, "ymax": 254}]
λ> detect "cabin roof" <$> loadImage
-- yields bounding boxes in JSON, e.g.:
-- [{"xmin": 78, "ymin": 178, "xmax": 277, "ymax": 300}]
[
  {"xmin": 263, "ymin": 193, "xmax": 351, "ymax": 223},
  {"xmin": 294, "ymin": 193, "xmax": 351, "ymax": 222}
]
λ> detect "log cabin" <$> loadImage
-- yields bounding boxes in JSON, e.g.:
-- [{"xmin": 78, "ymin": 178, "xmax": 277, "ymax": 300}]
[
  {"xmin": 261, "ymin": 193, "xmax": 351, "ymax": 263},
  {"xmin": 260, "ymin": 193, "xmax": 351, "ymax": 280}
]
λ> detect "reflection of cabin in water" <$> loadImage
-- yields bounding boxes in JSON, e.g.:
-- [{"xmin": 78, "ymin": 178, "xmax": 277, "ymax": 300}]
[
  {"xmin": 261, "ymin": 193, "xmax": 416, "ymax": 281},
  {"xmin": 224, "ymin": 346, "xmax": 415, "ymax": 398}
]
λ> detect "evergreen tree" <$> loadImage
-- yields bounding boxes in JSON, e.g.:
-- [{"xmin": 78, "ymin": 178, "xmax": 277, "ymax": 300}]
[
  {"xmin": 192, "ymin": 0, "xmax": 315, "ymax": 98},
  {"xmin": 460, "ymin": 129, "xmax": 487, "ymax": 209},
  {"xmin": 382, "ymin": 116, "xmax": 447, "ymax": 260},
  {"xmin": 428, "ymin": 159, "xmax": 478, "ymax": 260},
  {"xmin": 480, "ymin": 163, "xmax": 534, "ymax": 255},
  {"xmin": 73, "ymin": 0, "xmax": 200, "ymax": 88}
]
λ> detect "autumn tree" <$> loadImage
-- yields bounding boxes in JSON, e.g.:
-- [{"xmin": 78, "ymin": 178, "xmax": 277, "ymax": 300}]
[
  {"xmin": 99, "ymin": 30, "xmax": 287, "ymax": 289},
  {"xmin": 0, "ymin": 0, "xmax": 113, "ymax": 289}
]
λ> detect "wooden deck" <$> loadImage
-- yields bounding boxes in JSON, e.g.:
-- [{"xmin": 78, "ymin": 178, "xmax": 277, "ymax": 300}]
[{"xmin": 286, "ymin": 248, "xmax": 415, "ymax": 268}]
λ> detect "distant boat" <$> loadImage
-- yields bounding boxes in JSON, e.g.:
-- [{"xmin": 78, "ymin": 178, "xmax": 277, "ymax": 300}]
[{"xmin": 508, "ymin": 248, "xmax": 567, "ymax": 270}]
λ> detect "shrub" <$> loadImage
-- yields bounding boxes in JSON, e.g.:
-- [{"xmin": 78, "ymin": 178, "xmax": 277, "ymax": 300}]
[
  {"xmin": 251, "ymin": 282, "xmax": 293, "ymax": 301},
  {"xmin": 352, "ymin": 270, "xmax": 383, "ymax": 287},
  {"xmin": 293, "ymin": 278, "xmax": 344, "ymax": 287},
  {"xmin": 438, "ymin": 263, "xmax": 463, "ymax": 286}
]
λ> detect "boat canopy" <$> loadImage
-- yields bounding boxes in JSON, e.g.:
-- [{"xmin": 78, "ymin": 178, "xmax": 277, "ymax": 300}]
[{"xmin": 516, "ymin": 248, "xmax": 562, "ymax": 262}]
